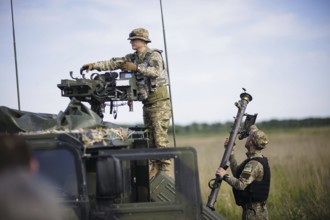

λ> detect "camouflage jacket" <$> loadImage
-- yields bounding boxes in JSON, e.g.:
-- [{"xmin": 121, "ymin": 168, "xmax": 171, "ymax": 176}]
[
  {"xmin": 93, "ymin": 47, "xmax": 164, "ymax": 79},
  {"xmin": 224, "ymin": 151, "xmax": 265, "ymax": 190},
  {"xmin": 93, "ymin": 47, "xmax": 168, "ymax": 102}
]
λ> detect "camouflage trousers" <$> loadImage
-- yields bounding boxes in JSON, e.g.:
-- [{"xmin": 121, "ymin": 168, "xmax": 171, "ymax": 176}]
[
  {"xmin": 143, "ymin": 99, "xmax": 171, "ymax": 149},
  {"xmin": 242, "ymin": 202, "xmax": 268, "ymax": 220}
]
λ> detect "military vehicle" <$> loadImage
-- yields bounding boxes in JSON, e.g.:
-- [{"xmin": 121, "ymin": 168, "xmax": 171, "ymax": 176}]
[{"xmin": 0, "ymin": 71, "xmax": 223, "ymax": 220}]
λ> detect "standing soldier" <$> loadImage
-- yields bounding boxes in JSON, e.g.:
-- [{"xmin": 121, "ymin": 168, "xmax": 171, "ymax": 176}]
[
  {"xmin": 216, "ymin": 125, "xmax": 271, "ymax": 220},
  {"xmin": 80, "ymin": 28, "xmax": 171, "ymax": 177}
]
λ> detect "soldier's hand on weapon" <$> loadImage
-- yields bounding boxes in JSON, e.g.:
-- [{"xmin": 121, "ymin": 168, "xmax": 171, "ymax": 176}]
[
  {"xmin": 224, "ymin": 138, "xmax": 236, "ymax": 155},
  {"xmin": 80, "ymin": 63, "xmax": 94, "ymax": 75},
  {"xmin": 224, "ymin": 138, "xmax": 236, "ymax": 148},
  {"xmin": 216, "ymin": 167, "xmax": 226, "ymax": 178},
  {"xmin": 121, "ymin": 62, "xmax": 137, "ymax": 72}
]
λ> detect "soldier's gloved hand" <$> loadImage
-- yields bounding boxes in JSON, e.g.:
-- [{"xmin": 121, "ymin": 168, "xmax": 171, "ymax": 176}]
[
  {"xmin": 121, "ymin": 62, "xmax": 137, "ymax": 72},
  {"xmin": 80, "ymin": 63, "xmax": 94, "ymax": 75}
]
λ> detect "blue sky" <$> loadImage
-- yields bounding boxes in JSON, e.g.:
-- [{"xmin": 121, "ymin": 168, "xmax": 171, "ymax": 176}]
[{"xmin": 1, "ymin": 0, "xmax": 329, "ymax": 125}]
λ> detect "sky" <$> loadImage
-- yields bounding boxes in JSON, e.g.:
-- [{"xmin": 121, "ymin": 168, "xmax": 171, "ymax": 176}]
[{"xmin": 0, "ymin": 0, "xmax": 329, "ymax": 125}]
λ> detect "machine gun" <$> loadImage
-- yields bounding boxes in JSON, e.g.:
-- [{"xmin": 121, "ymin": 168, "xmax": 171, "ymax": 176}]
[
  {"xmin": 207, "ymin": 89, "xmax": 257, "ymax": 210},
  {"xmin": 58, "ymin": 71, "xmax": 138, "ymax": 118}
]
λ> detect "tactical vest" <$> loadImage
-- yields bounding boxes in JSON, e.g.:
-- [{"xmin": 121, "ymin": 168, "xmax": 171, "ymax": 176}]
[
  {"xmin": 133, "ymin": 49, "xmax": 169, "ymax": 103},
  {"xmin": 233, "ymin": 157, "xmax": 270, "ymax": 206}
]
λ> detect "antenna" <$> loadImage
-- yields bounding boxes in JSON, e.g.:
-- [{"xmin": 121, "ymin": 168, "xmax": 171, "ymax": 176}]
[
  {"xmin": 10, "ymin": 0, "xmax": 21, "ymax": 110},
  {"xmin": 160, "ymin": 0, "xmax": 177, "ymax": 147}
]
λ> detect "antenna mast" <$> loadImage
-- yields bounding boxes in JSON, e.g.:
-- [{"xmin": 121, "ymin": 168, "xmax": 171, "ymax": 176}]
[
  {"xmin": 159, "ymin": 0, "xmax": 176, "ymax": 147},
  {"xmin": 10, "ymin": 0, "xmax": 21, "ymax": 110}
]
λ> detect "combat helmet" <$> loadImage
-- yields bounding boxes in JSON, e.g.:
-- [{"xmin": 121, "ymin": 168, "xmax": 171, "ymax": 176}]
[
  {"xmin": 128, "ymin": 28, "xmax": 151, "ymax": 43},
  {"xmin": 249, "ymin": 125, "xmax": 269, "ymax": 149}
]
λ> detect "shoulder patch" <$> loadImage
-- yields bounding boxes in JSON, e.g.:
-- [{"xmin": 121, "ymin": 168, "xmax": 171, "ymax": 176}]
[{"xmin": 243, "ymin": 165, "xmax": 252, "ymax": 173}]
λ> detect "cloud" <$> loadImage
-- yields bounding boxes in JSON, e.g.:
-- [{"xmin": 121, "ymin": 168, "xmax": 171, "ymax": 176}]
[{"xmin": 1, "ymin": 0, "xmax": 329, "ymax": 124}]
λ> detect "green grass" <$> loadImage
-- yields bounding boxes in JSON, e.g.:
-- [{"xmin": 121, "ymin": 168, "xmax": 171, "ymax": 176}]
[
  {"xmin": 170, "ymin": 127, "xmax": 330, "ymax": 219},
  {"xmin": 267, "ymin": 152, "xmax": 330, "ymax": 220}
]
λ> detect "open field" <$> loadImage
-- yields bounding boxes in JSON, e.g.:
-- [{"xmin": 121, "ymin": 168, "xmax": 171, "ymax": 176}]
[{"xmin": 170, "ymin": 127, "xmax": 330, "ymax": 219}]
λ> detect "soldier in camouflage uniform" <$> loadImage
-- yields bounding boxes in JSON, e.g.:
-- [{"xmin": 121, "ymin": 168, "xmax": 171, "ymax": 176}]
[
  {"xmin": 80, "ymin": 28, "xmax": 171, "ymax": 176},
  {"xmin": 216, "ymin": 125, "xmax": 271, "ymax": 220}
]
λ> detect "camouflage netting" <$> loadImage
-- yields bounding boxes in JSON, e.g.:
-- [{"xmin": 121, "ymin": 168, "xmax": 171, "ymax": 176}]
[
  {"xmin": 22, "ymin": 127, "xmax": 135, "ymax": 147},
  {"xmin": 0, "ymin": 98, "xmax": 137, "ymax": 146}
]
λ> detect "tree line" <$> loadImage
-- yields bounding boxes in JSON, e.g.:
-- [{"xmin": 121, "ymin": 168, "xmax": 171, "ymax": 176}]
[{"xmin": 167, "ymin": 117, "xmax": 330, "ymax": 134}]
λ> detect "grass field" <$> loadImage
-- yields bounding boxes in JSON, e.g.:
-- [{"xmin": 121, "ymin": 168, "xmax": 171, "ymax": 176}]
[{"xmin": 170, "ymin": 127, "xmax": 330, "ymax": 219}]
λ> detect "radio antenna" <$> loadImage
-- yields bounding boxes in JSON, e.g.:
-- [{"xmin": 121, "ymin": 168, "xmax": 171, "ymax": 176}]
[
  {"xmin": 10, "ymin": 0, "xmax": 21, "ymax": 110},
  {"xmin": 159, "ymin": 0, "xmax": 176, "ymax": 147}
]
